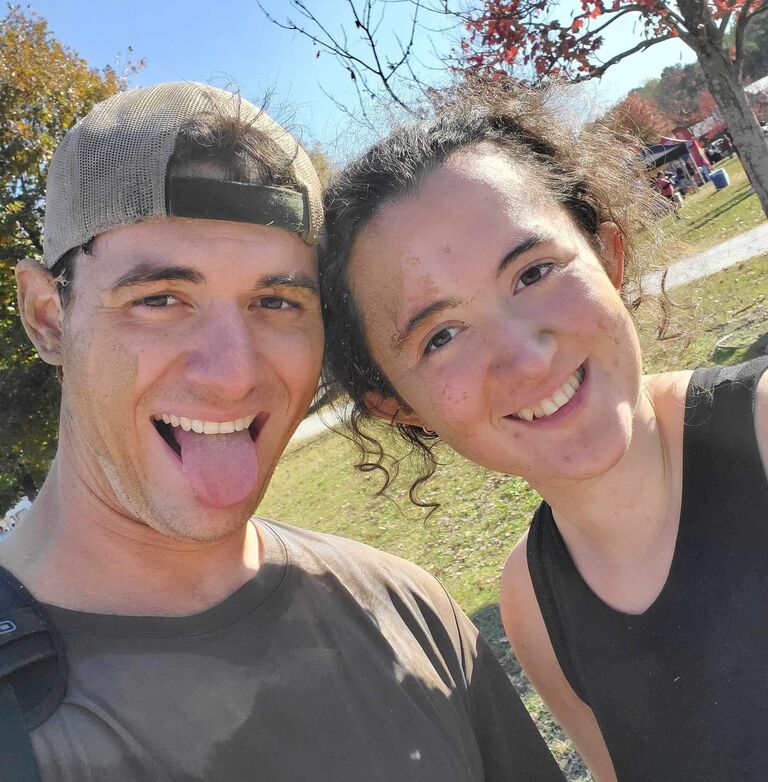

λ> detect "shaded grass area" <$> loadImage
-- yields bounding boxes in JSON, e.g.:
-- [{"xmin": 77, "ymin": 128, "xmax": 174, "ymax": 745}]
[
  {"xmin": 259, "ymin": 253, "xmax": 768, "ymax": 780},
  {"xmin": 657, "ymin": 156, "xmax": 765, "ymax": 253}
]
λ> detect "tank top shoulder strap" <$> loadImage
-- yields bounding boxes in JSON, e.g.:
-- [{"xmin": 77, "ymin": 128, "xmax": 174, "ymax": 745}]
[
  {"xmin": 684, "ymin": 357, "xmax": 768, "ymax": 496},
  {"xmin": 527, "ymin": 359, "xmax": 768, "ymax": 706},
  {"xmin": 527, "ymin": 503, "xmax": 592, "ymax": 705}
]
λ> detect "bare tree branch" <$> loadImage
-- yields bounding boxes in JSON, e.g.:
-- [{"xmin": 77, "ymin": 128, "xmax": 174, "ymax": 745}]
[
  {"xmin": 574, "ymin": 32, "xmax": 676, "ymax": 81},
  {"xmin": 718, "ymin": 10, "xmax": 733, "ymax": 36},
  {"xmin": 258, "ymin": 0, "xmax": 427, "ymax": 114},
  {"xmin": 317, "ymin": 82, "xmax": 379, "ymax": 134}
]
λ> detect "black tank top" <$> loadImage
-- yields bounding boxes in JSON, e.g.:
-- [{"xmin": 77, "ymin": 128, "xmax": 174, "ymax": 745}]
[{"xmin": 528, "ymin": 358, "xmax": 768, "ymax": 781}]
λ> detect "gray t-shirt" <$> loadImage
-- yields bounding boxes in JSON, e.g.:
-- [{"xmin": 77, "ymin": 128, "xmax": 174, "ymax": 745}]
[{"xmin": 31, "ymin": 520, "xmax": 562, "ymax": 781}]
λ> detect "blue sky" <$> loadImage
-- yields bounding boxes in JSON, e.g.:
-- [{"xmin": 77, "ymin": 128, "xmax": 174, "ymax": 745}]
[{"xmin": 27, "ymin": 0, "xmax": 697, "ymax": 161}]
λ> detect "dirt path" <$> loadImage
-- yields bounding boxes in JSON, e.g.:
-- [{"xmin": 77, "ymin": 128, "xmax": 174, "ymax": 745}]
[{"xmin": 644, "ymin": 222, "xmax": 768, "ymax": 294}]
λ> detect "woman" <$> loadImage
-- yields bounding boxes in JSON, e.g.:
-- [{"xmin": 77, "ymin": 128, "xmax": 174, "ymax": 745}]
[{"xmin": 320, "ymin": 79, "xmax": 768, "ymax": 781}]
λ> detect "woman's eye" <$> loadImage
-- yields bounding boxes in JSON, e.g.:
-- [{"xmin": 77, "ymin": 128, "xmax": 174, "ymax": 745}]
[
  {"xmin": 135, "ymin": 294, "xmax": 178, "ymax": 308},
  {"xmin": 425, "ymin": 326, "xmax": 460, "ymax": 354},
  {"xmin": 515, "ymin": 262, "xmax": 554, "ymax": 292},
  {"xmin": 258, "ymin": 296, "xmax": 296, "ymax": 310}
]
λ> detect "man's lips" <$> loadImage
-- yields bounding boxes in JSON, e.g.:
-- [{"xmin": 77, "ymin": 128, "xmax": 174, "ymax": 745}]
[{"xmin": 152, "ymin": 413, "xmax": 268, "ymax": 460}]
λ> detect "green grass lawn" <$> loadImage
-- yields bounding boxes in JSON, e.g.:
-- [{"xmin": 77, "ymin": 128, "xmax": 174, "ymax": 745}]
[
  {"xmin": 657, "ymin": 155, "xmax": 765, "ymax": 253},
  {"xmin": 259, "ymin": 252, "xmax": 768, "ymax": 781}
]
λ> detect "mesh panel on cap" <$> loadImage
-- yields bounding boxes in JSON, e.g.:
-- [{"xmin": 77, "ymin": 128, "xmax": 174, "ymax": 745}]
[{"xmin": 43, "ymin": 82, "xmax": 323, "ymax": 267}]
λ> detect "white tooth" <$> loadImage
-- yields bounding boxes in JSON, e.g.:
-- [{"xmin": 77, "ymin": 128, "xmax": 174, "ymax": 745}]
[
  {"xmin": 191, "ymin": 419, "xmax": 204, "ymax": 434},
  {"xmin": 518, "ymin": 408, "xmax": 535, "ymax": 421},
  {"xmin": 203, "ymin": 421, "xmax": 220, "ymax": 435},
  {"xmin": 219, "ymin": 421, "xmax": 236, "ymax": 434},
  {"xmin": 180, "ymin": 417, "xmax": 193, "ymax": 432},
  {"xmin": 170, "ymin": 415, "xmax": 180, "ymax": 427},
  {"xmin": 553, "ymin": 390, "xmax": 570, "ymax": 407},
  {"xmin": 532, "ymin": 405, "xmax": 546, "ymax": 419},
  {"xmin": 234, "ymin": 417, "xmax": 247, "ymax": 432},
  {"xmin": 162, "ymin": 414, "xmax": 171, "ymax": 424},
  {"xmin": 540, "ymin": 399, "xmax": 558, "ymax": 416},
  {"xmin": 244, "ymin": 415, "xmax": 256, "ymax": 428},
  {"xmin": 562, "ymin": 382, "xmax": 577, "ymax": 400},
  {"xmin": 566, "ymin": 376, "xmax": 580, "ymax": 392}
]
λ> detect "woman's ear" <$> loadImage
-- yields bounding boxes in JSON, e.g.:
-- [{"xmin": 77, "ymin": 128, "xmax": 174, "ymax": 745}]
[
  {"xmin": 363, "ymin": 392, "xmax": 425, "ymax": 428},
  {"xmin": 16, "ymin": 258, "xmax": 65, "ymax": 366},
  {"xmin": 597, "ymin": 222, "xmax": 625, "ymax": 291}
]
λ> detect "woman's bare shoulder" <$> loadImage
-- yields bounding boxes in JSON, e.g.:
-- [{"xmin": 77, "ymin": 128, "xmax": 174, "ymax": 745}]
[{"xmin": 643, "ymin": 369, "xmax": 695, "ymax": 424}]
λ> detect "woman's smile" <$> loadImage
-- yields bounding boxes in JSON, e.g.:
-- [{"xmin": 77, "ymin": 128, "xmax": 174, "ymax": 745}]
[{"xmin": 348, "ymin": 148, "xmax": 642, "ymax": 484}]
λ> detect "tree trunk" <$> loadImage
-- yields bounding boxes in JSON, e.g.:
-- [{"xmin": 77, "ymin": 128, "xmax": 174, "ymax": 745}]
[
  {"xmin": 676, "ymin": 0, "xmax": 768, "ymax": 218},
  {"xmin": 697, "ymin": 46, "xmax": 768, "ymax": 218}
]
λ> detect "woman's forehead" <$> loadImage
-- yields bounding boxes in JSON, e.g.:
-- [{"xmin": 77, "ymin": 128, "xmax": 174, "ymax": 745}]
[{"xmin": 355, "ymin": 156, "xmax": 566, "ymax": 269}]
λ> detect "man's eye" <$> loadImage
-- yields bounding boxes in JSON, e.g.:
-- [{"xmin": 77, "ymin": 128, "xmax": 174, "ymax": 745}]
[
  {"xmin": 425, "ymin": 326, "xmax": 460, "ymax": 355},
  {"xmin": 135, "ymin": 294, "xmax": 178, "ymax": 308},
  {"xmin": 515, "ymin": 262, "xmax": 554, "ymax": 292},
  {"xmin": 258, "ymin": 296, "xmax": 296, "ymax": 310}
]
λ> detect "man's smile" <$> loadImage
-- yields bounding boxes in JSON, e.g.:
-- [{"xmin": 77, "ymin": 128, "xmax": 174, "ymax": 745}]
[{"xmin": 151, "ymin": 412, "xmax": 268, "ymax": 509}]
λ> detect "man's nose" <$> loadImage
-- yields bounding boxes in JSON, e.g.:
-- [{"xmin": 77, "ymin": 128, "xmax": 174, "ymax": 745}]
[{"xmin": 185, "ymin": 307, "xmax": 263, "ymax": 400}]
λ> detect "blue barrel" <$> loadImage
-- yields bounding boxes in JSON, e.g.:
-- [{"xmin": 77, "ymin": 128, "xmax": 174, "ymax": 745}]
[{"xmin": 710, "ymin": 168, "xmax": 730, "ymax": 190}]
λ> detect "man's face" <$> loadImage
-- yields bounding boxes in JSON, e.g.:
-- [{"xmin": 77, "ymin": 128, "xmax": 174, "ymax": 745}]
[{"xmin": 58, "ymin": 218, "xmax": 322, "ymax": 541}]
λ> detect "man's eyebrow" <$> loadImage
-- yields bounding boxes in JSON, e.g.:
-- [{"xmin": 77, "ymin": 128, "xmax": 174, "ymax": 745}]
[
  {"xmin": 393, "ymin": 298, "xmax": 461, "ymax": 352},
  {"xmin": 497, "ymin": 234, "xmax": 553, "ymax": 277},
  {"xmin": 110, "ymin": 263, "xmax": 206, "ymax": 290},
  {"xmin": 255, "ymin": 273, "xmax": 319, "ymax": 296}
]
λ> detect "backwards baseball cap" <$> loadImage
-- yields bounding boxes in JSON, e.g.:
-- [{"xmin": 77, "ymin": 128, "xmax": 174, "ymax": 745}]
[{"xmin": 42, "ymin": 81, "xmax": 323, "ymax": 268}]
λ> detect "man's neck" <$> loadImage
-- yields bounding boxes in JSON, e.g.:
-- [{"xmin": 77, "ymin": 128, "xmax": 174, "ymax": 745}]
[{"xmin": 0, "ymin": 457, "xmax": 262, "ymax": 617}]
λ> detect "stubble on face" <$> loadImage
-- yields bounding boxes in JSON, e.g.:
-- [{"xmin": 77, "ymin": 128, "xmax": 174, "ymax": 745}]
[{"xmin": 53, "ymin": 219, "xmax": 322, "ymax": 545}]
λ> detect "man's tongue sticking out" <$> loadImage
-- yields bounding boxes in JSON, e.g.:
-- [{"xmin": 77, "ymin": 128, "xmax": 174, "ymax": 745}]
[{"xmin": 174, "ymin": 428, "xmax": 260, "ymax": 508}]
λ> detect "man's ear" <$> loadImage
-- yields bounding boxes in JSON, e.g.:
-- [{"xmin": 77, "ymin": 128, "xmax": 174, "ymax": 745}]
[
  {"xmin": 363, "ymin": 392, "xmax": 425, "ymax": 428},
  {"xmin": 15, "ymin": 258, "xmax": 65, "ymax": 366},
  {"xmin": 597, "ymin": 222, "xmax": 625, "ymax": 291}
]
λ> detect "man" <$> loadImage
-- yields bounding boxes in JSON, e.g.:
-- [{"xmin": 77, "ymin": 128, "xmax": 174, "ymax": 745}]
[{"xmin": 1, "ymin": 82, "xmax": 563, "ymax": 781}]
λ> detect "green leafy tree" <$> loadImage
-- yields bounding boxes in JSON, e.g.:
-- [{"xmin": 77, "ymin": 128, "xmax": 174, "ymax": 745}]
[
  {"xmin": 727, "ymin": 11, "xmax": 768, "ymax": 83},
  {"xmin": 306, "ymin": 143, "xmax": 334, "ymax": 188},
  {"xmin": 0, "ymin": 5, "xmax": 135, "ymax": 509}
]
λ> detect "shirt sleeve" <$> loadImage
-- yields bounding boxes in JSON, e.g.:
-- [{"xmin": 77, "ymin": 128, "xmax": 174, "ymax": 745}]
[{"xmin": 449, "ymin": 598, "xmax": 565, "ymax": 782}]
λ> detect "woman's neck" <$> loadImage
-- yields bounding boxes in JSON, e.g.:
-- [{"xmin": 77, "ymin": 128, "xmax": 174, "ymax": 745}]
[{"xmin": 529, "ymin": 373, "xmax": 689, "ymax": 612}]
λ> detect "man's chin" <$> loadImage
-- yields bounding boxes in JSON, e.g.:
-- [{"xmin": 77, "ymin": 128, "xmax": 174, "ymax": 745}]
[{"xmin": 141, "ymin": 491, "xmax": 261, "ymax": 544}]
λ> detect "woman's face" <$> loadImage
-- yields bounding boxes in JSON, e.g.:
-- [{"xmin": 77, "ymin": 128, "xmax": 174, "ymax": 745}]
[{"xmin": 347, "ymin": 147, "xmax": 643, "ymax": 486}]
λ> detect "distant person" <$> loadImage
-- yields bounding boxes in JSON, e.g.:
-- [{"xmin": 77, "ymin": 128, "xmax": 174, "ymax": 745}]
[
  {"xmin": 321, "ymin": 76, "xmax": 768, "ymax": 781},
  {"xmin": 653, "ymin": 171, "xmax": 682, "ymax": 215},
  {"xmin": 0, "ymin": 82, "xmax": 564, "ymax": 781},
  {"xmin": 654, "ymin": 171, "xmax": 675, "ymax": 198}
]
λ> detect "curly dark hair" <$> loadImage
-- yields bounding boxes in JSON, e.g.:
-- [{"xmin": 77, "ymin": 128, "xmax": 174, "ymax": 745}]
[{"xmin": 320, "ymin": 76, "xmax": 671, "ymax": 508}]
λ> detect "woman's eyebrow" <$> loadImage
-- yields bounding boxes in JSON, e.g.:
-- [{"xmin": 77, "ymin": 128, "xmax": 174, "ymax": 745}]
[
  {"xmin": 496, "ymin": 234, "xmax": 552, "ymax": 277},
  {"xmin": 393, "ymin": 297, "xmax": 461, "ymax": 352}
]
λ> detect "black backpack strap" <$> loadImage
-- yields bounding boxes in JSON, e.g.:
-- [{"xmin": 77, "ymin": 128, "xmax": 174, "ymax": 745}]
[
  {"xmin": 0, "ymin": 567, "xmax": 68, "ymax": 782},
  {"xmin": 0, "ymin": 678, "xmax": 42, "ymax": 781}
]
